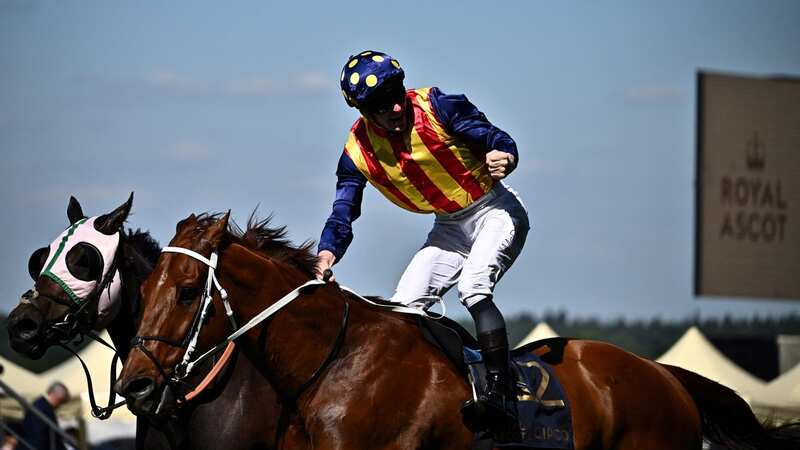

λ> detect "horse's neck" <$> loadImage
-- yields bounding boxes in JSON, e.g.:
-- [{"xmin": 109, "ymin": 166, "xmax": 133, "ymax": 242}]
[
  {"xmin": 106, "ymin": 239, "xmax": 152, "ymax": 357},
  {"xmin": 264, "ymin": 287, "xmax": 350, "ymax": 394},
  {"xmin": 220, "ymin": 246, "xmax": 346, "ymax": 394}
]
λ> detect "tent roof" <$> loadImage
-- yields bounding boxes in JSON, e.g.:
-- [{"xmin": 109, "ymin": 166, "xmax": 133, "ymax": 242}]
[
  {"xmin": 516, "ymin": 322, "xmax": 559, "ymax": 348},
  {"xmin": 754, "ymin": 362, "xmax": 800, "ymax": 409},
  {"xmin": 0, "ymin": 356, "xmax": 47, "ymax": 395},
  {"xmin": 656, "ymin": 326, "xmax": 766, "ymax": 401}
]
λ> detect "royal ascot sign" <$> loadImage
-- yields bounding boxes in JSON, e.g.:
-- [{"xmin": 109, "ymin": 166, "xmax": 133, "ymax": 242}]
[{"xmin": 696, "ymin": 72, "xmax": 800, "ymax": 300}]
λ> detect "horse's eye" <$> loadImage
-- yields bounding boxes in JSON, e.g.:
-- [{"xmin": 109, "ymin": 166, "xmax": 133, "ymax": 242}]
[
  {"xmin": 178, "ymin": 286, "xmax": 200, "ymax": 305},
  {"xmin": 28, "ymin": 246, "xmax": 50, "ymax": 281},
  {"xmin": 66, "ymin": 243, "xmax": 104, "ymax": 282}
]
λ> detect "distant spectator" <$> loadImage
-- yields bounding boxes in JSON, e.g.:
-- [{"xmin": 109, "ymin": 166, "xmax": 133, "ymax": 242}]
[
  {"xmin": 22, "ymin": 382, "xmax": 70, "ymax": 450},
  {"xmin": 1, "ymin": 435, "xmax": 17, "ymax": 450}
]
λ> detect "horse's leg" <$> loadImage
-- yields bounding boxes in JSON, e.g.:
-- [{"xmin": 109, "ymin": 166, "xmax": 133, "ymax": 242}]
[
  {"xmin": 278, "ymin": 417, "xmax": 310, "ymax": 450},
  {"xmin": 136, "ymin": 417, "xmax": 187, "ymax": 450},
  {"xmin": 187, "ymin": 352, "xmax": 281, "ymax": 450},
  {"xmin": 548, "ymin": 340, "xmax": 702, "ymax": 450},
  {"xmin": 414, "ymin": 356, "xmax": 476, "ymax": 450}
]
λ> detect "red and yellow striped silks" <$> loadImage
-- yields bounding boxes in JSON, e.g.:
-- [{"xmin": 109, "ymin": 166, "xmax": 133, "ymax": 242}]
[{"xmin": 344, "ymin": 87, "xmax": 496, "ymax": 214}]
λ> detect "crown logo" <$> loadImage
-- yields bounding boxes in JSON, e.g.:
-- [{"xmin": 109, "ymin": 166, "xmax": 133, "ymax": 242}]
[{"xmin": 745, "ymin": 132, "xmax": 765, "ymax": 171}]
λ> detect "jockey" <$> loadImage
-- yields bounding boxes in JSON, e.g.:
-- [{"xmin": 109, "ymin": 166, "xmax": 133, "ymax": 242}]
[{"xmin": 315, "ymin": 50, "xmax": 529, "ymax": 429}]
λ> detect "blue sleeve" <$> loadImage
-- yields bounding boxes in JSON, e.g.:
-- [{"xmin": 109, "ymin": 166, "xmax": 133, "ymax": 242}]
[
  {"xmin": 428, "ymin": 87, "xmax": 518, "ymax": 161},
  {"xmin": 318, "ymin": 151, "xmax": 367, "ymax": 262}
]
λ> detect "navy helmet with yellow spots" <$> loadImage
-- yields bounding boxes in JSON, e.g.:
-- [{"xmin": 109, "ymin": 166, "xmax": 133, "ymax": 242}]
[{"xmin": 340, "ymin": 50, "xmax": 404, "ymax": 108}]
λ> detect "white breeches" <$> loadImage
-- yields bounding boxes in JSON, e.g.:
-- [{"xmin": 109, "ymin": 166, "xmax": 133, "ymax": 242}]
[{"xmin": 391, "ymin": 182, "xmax": 530, "ymax": 309}]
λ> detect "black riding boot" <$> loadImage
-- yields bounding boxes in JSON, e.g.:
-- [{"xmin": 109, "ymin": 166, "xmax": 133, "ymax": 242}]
[{"xmin": 461, "ymin": 300, "xmax": 518, "ymax": 434}]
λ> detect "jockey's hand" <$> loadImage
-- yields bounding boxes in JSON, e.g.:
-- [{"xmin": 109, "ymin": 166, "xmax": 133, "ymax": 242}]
[
  {"xmin": 315, "ymin": 250, "xmax": 336, "ymax": 281},
  {"xmin": 486, "ymin": 150, "xmax": 516, "ymax": 180}
]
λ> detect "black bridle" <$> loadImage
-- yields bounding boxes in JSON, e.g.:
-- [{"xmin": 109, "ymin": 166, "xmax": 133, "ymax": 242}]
[{"xmin": 23, "ymin": 251, "xmax": 127, "ymax": 419}]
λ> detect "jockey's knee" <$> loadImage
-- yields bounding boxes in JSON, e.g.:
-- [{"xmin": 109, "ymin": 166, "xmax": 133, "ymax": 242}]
[
  {"xmin": 391, "ymin": 285, "xmax": 437, "ymax": 306},
  {"xmin": 390, "ymin": 291, "xmax": 418, "ymax": 306},
  {"xmin": 457, "ymin": 272, "xmax": 496, "ymax": 308}
]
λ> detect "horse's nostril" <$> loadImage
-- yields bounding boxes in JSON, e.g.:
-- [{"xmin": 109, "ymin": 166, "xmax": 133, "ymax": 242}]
[
  {"xmin": 12, "ymin": 318, "xmax": 40, "ymax": 340},
  {"xmin": 124, "ymin": 377, "xmax": 156, "ymax": 400}
]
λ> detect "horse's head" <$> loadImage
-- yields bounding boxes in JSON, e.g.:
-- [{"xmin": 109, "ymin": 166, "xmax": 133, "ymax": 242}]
[
  {"xmin": 8, "ymin": 194, "xmax": 133, "ymax": 358},
  {"xmin": 115, "ymin": 212, "xmax": 232, "ymax": 417}
]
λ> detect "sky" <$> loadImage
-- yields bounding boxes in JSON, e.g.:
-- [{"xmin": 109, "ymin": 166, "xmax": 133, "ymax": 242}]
[{"xmin": 1, "ymin": 0, "xmax": 799, "ymax": 320}]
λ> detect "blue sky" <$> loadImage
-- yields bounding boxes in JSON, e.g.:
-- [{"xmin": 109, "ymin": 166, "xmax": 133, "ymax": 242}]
[{"xmin": 2, "ymin": 0, "xmax": 799, "ymax": 319}]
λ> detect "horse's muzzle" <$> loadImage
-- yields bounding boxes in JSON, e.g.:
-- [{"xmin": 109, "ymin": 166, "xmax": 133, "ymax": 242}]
[
  {"xmin": 7, "ymin": 307, "xmax": 46, "ymax": 358},
  {"xmin": 115, "ymin": 374, "xmax": 182, "ymax": 421}
]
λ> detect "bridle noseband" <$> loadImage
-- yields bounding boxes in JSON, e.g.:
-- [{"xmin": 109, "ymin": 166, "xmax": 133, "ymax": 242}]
[{"xmin": 131, "ymin": 246, "xmax": 238, "ymax": 388}]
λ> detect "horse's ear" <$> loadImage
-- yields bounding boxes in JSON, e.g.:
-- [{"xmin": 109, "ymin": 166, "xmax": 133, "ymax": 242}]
[
  {"xmin": 95, "ymin": 192, "xmax": 134, "ymax": 235},
  {"xmin": 176, "ymin": 213, "xmax": 197, "ymax": 233},
  {"xmin": 203, "ymin": 211, "xmax": 230, "ymax": 249},
  {"xmin": 67, "ymin": 196, "xmax": 86, "ymax": 224}
]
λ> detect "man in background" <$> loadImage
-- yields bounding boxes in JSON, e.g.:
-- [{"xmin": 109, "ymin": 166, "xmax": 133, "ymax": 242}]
[{"xmin": 22, "ymin": 382, "xmax": 70, "ymax": 450}]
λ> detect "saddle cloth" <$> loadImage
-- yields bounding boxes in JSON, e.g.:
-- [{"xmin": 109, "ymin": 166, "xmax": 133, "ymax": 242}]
[{"xmin": 419, "ymin": 318, "xmax": 574, "ymax": 449}]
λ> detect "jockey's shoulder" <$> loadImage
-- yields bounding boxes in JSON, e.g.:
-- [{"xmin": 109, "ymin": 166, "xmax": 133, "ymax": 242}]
[{"xmin": 349, "ymin": 116, "xmax": 366, "ymax": 133}]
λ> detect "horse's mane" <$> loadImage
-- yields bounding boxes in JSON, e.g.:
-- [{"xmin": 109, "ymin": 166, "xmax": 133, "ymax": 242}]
[
  {"xmin": 194, "ymin": 213, "xmax": 318, "ymax": 278},
  {"xmin": 123, "ymin": 228, "xmax": 161, "ymax": 265}
]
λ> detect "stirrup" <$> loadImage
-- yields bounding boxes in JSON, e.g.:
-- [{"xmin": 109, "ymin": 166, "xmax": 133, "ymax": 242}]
[{"xmin": 460, "ymin": 383, "xmax": 518, "ymax": 433}]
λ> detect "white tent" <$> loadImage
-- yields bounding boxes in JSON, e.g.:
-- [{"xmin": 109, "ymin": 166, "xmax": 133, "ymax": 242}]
[
  {"xmin": 516, "ymin": 322, "xmax": 559, "ymax": 348},
  {"xmin": 750, "ymin": 362, "xmax": 800, "ymax": 420},
  {"xmin": 656, "ymin": 326, "xmax": 766, "ymax": 403},
  {"xmin": 0, "ymin": 356, "xmax": 47, "ymax": 394}
]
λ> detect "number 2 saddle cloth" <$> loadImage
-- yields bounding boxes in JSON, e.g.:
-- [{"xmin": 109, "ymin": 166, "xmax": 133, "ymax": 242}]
[{"xmin": 419, "ymin": 317, "xmax": 575, "ymax": 449}]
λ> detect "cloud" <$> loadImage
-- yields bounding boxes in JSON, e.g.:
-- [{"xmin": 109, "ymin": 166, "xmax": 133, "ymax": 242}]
[
  {"xmin": 144, "ymin": 70, "xmax": 210, "ymax": 96},
  {"xmin": 624, "ymin": 85, "xmax": 684, "ymax": 103},
  {"xmin": 226, "ymin": 77, "xmax": 277, "ymax": 96},
  {"xmin": 167, "ymin": 140, "xmax": 212, "ymax": 162},
  {"xmin": 142, "ymin": 70, "xmax": 329, "ymax": 98},
  {"xmin": 293, "ymin": 72, "xmax": 328, "ymax": 91},
  {"xmin": 70, "ymin": 70, "xmax": 331, "ymax": 106}
]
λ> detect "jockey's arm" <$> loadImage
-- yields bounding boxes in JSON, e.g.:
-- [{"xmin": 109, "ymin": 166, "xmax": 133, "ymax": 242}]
[
  {"xmin": 429, "ymin": 88, "xmax": 518, "ymax": 179},
  {"xmin": 316, "ymin": 152, "xmax": 366, "ymax": 277}
]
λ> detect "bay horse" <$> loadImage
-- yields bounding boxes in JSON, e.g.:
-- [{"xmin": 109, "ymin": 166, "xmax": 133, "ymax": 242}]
[
  {"xmin": 115, "ymin": 212, "xmax": 800, "ymax": 450},
  {"xmin": 7, "ymin": 196, "xmax": 282, "ymax": 450}
]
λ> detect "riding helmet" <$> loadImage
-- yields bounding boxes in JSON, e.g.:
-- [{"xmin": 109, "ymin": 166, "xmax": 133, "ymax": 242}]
[{"xmin": 340, "ymin": 50, "xmax": 404, "ymax": 108}]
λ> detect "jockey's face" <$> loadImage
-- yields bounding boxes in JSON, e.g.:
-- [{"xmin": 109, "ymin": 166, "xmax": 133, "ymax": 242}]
[{"xmin": 360, "ymin": 81, "xmax": 409, "ymax": 134}]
